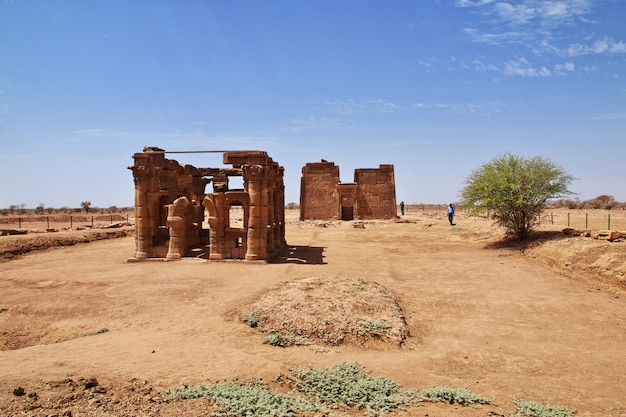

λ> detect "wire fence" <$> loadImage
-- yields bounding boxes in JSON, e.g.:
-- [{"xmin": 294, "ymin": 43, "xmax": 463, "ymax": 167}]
[
  {"xmin": 541, "ymin": 210, "xmax": 625, "ymax": 231},
  {"xmin": 0, "ymin": 214, "xmax": 133, "ymax": 232}
]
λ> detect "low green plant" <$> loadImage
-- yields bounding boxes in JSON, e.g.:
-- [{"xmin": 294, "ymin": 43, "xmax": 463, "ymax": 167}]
[
  {"xmin": 162, "ymin": 362, "xmax": 515, "ymax": 417},
  {"xmin": 421, "ymin": 385, "xmax": 495, "ymax": 407},
  {"xmin": 82, "ymin": 327, "xmax": 109, "ymax": 337},
  {"xmin": 262, "ymin": 333, "xmax": 300, "ymax": 347},
  {"xmin": 353, "ymin": 319, "xmax": 392, "ymax": 336},
  {"xmin": 286, "ymin": 362, "xmax": 421, "ymax": 416},
  {"xmin": 353, "ymin": 284, "xmax": 368, "ymax": 291},
  {"xmin": 242, "ymin": 310, "xmax": 261, "ymax": 328},
  {"xmin": 163, "ymin": 379, "xmax": 321, "ymax": 417},
  {"xmin": 511, "ymin": 398, "xmax": 576, "ymax": 417}
]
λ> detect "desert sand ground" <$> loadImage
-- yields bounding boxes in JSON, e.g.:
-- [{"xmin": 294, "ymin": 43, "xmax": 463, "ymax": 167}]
[{"xmin": 0, "ymin": 208, "xmax": 625, "ymax": 417}]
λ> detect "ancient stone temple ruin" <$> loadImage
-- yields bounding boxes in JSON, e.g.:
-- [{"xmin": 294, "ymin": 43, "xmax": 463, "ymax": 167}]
[
  {"xmin": 129, "ymin": 147, "xmax": 286, "ymax": 261},
  {"xmin": 299, "ymin": 160, "xmax": 397, "ymax": 221}
]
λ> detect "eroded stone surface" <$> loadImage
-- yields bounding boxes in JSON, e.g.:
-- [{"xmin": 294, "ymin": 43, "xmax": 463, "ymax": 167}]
[
  {"xmin": 300, "ymin": 160, "xmax": 397, "ymax": 221},
  {"xmin": 128, "ymin": 147, "xmax": 285, "ymax": 261}
]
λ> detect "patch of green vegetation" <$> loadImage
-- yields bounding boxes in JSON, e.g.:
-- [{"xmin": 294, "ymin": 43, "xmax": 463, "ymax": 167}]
[
  {"xmin": 262, "ymin": 332, "xmax": 302, "ymax": 347},
  {"xmin": 163, "ymin": 362, "xmax": 575, "ymax": 417},
  {"xmin": 242, "ymin": 310, "xmax": 261, "ymax": 328},
  {"xmin": 451, "ymin": 227, "xmax": 463, "ymax": 232},
  {"xmin": 82, "ymin": 327, "xmax": 109, "ymax": 337},
  {"xmin": 511, "ymin": 399, "xmax": 576, "ymax": 417},
  {"xmin": 353, "ymin": 284, "xmax": 368, "ymax": 291},
  {"xmin": 353, "ymin": 319, "xmax": 392, "ymax": 336},
  {"xmin": 163, "ymin": 378, "xmax": 321, "ymax": 417},
  {"xmin": 421, "ymin": 385, "xmax": 495, "ymax": 407},
  {"xmin": 286, "ymin": 362, "xmax": 422, "ymax": 416}
]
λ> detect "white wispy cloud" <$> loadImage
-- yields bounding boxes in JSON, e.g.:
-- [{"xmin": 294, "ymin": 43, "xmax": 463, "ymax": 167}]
[
  {"xmin": 0, "ymin": 103, "xmax": 11, "ymax": 114},
  {"xmin": 456, "ymin": 0, "xmax": 614, "ymax": 53},
  {"xmin": 462, "ymin": 27, "xmax": 527, "ymax": 45},
  {"xmin": 554, "ymin": 61, "xmax": 575, "ymax": 74},
  {"xmin": 457, "ymin": 0, "xmax": 592, "ymax": 27},
  {"xmin": 325, "ymin": 99, "xmax": 401, "ymax": 115},
  {"xmin": 411, "ymin": 100, "xmax": 507, "ymax": 115},
  {"xmin": 471, "ymin": 57, "xmax": 577, "ymax": 77},
  {"xmin": 504, "ymin": 58, "xmax": 551, "ymax": 76},
  {"xmin": 454, "ymin": 0, "xmax": 625, "ymax": 78},
  {"xmin": 269, "ymin": 116, "xmax": 345, "ymax": 133},
  {"xmin": 566, "ymin": 37, "xmax": 626, "ymax": 56}
]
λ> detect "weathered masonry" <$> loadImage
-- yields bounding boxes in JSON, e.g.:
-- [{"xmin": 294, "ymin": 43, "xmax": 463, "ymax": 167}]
[
  {"xmin": 299, "ymin": 160, "xmax": 397, "ymax": 221},
  {"xmin": 129, "ymin": 147, "xmax": 286, "ymax": 261}
]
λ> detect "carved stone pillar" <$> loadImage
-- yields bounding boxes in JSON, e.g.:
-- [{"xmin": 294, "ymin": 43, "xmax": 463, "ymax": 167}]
[
  {"xmin": 266, "ymin": 180, "xmax": 276, "ymax": 254},
  {"xmin": 204, "ymin": 194, "xmax": 226, "ymax": 260},
  {"xmin": 134, "ymin": 178, "xmax": 150, "ymax": 259},
  {"xmin": 166, "ymin": 197, "xmax": 190, "ymax": 260},
  {"xmin": 244, "ymin": 165, "xmax": 267, "ymax": 260}
]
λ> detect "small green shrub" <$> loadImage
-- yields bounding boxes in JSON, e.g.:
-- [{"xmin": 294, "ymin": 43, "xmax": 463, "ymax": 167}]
[
  {"xmin": 262, "ymin": 333, "xmax": 300, "ymax": 347},
  {"xmin": 421, "ymin": 385, "xmax": 495, "ymax": 407},
  {"xmin": 82, "ymin": 327, "xmax": 109, "ymax": 337},
  {"xmin": 353, "ymin": 319, "xmax": 392, "ymax": 336},
  {"xmin": 286, "ymin": 362, "xmax": 421, "ymax": 416},
  {"xmin": 163, "ymin": 379, "xmax": 321, "ymax": 417},
  {"xmin": 242, "ymin": 310, "xmax": 261, "ymax": 328},
  {"xmin": 511, "ymin": 398, "xmax": 576, "ymax": 417}
]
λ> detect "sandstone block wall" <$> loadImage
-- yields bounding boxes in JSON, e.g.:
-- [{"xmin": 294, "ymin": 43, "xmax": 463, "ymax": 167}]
[
  {"xmin": 354, "ymin": 165, "xmax": 397, "ymax": 219},
  {"xmin": 129, "ymin": 147, "xmax": 285, "ymax": 262},
  {"xmin": 300, "ymin": 160, "xmax": 397, "ymax": 221},
  {"xmin": 299, "ymin": 161, "xmax": 340, "ymax": 220}
]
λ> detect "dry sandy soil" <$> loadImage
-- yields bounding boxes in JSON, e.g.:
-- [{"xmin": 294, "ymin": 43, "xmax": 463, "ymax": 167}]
[{"xmin": 0, "ymin": 208, "xmax": 625, "ymax": 417}]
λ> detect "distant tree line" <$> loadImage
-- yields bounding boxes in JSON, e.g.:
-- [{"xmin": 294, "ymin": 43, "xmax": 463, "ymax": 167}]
[
  {"xmin": 0, "ymin": 204, "xmax": 134, "ymax": 216},
  {"xmin": 550, "ymin": 195, "xmax": 625, "ymax": 210}
]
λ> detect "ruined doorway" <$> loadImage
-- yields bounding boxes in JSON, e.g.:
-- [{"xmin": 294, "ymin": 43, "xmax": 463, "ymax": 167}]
[
  {"xmin": 228, "ymin": 200, "xmax": 246, "ymax": 259},
  {"xmin": 154, "ymin": 195, "xmax": 170, "ymax": 247},
  {"xmin": 341, "ymin": 206, "xmax": 354, "ymax": 221}
]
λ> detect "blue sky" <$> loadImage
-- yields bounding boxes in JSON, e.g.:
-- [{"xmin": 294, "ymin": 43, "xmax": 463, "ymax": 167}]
[{"xmin": 1, "ymin": 0, "xmax": 625, "ymax": 209}]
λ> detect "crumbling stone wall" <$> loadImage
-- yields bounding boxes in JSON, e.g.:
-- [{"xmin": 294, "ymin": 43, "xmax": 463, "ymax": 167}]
[
  {"xmin": 129, "ymin": 147, "xmax": 206, "ymax": 260},
  {"xmin": 129, "ymin": 147, "xmax": 285, "ymax": 262},
  {"xmin": 300, "ymin": 160, "xmax": 397, "ymax": 221},
  {"xmin": 354, "ymin": 165, "xmax": 397, "ymax": 219},
  {"xmin": 299, "ymin": 160, "xmax": 340, "ymax": 220}
]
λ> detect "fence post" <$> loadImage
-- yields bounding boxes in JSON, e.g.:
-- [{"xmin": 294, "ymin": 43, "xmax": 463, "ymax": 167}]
[
  {"xmin": 91, "ymin": 216, "xmax": 94, "ymax": 228},
  {"xmin": 585, "ymin": 213, "xmax": 588, "ymax": 229},
  {"xmin": 18, "ymin": 217, "xmax": 21, "ymax": 229},
  {"xmin": 70, "ymin": 215, "xmax": 73, "ymax": 229},
  {"xmin": 46, "ymin": 216, "xmax": 49, "ymax": 229},
  {"xmin": 551, "ymin": 213, "xmax": 554, "ymax": 224},
  {"xmin": 567, "ymin": 212, "xmax": 570, "ymax": 227},
  {"xmin": 110, "ymin": 214, "xmax": 113, "ymax": 224},
  {"xmin": 608, "ymin": 213, "xmax": 611, "ymax": 230}
]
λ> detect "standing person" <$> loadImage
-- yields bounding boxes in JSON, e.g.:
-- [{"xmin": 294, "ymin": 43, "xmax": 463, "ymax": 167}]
[
  {"xmin": 400, "ymin": 201, "xmax": 405, "ymax": 216},
  {"xmin": 447, "ymin": 203, "xmax": 455, "ymax": 225}
]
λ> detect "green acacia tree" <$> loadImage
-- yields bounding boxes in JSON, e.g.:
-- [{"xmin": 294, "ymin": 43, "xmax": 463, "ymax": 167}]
[{"xmin": 460, "ymin": 153, "xmax": 574, "ymax": 240}]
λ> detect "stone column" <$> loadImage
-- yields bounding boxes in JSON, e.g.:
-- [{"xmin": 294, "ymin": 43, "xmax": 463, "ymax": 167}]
[
  {"xmin": 166, "ymin": 197, "xmax": 189, "ymax": 260},
  {"xmin": 276, "ymin": 176, "xmax": 286, "ymax": 247},
  {"xmin": 204, "ymin": 195, "xmax": 226, "ymax": 260},
  {"xmin": 266, "ymin": 180, "xmax": 276, "ymax": 254},
  {"xmin": 166, "ymin": 214, "xmax": 185, "ymax": 260},
  {"xmin": 244, "ymin": 165, "xmax": 267, "ymax": 261},
  {"xmin": 134, "ymin": 179, "xmax": 151, "ymax": 259}
]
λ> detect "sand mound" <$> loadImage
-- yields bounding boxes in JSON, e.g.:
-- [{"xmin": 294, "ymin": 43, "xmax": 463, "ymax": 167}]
[{"xmin": 230, "ymin": 276, "xmax": 409, "ymax": 347}]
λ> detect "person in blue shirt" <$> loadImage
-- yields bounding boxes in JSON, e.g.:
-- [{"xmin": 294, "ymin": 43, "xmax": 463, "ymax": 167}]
[{"xmin": 447, "ymin": 204, "xmax": 455, "ymax": 225}]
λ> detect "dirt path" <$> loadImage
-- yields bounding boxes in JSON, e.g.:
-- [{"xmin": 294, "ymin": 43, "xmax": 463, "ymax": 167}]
[{"xmin": 0, "ymin": 211, "xmax": 625, "ymax": 416}]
